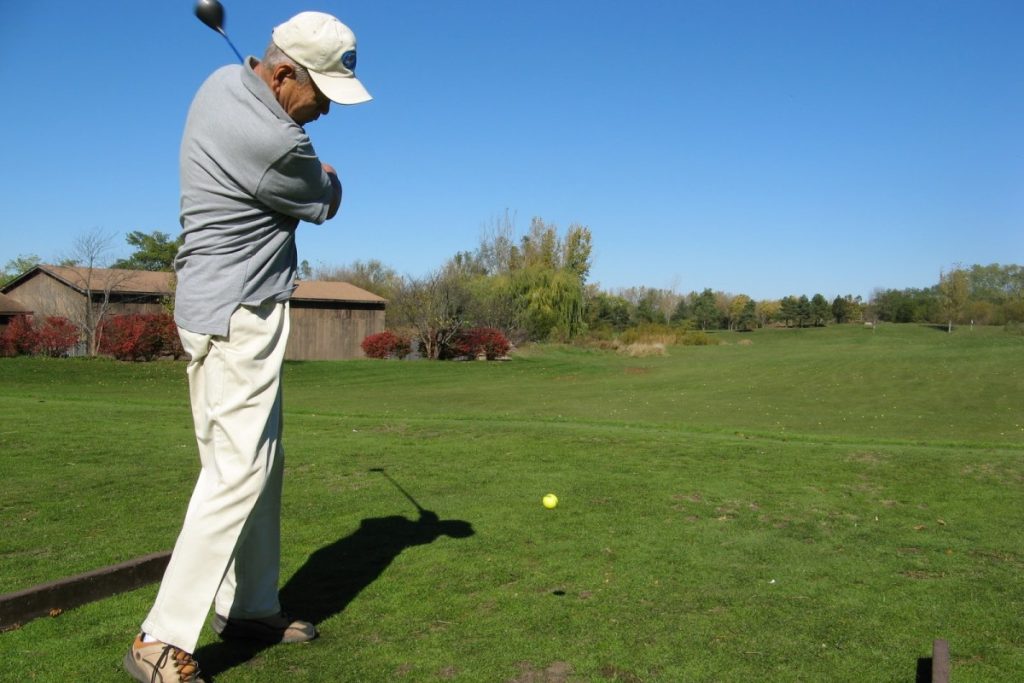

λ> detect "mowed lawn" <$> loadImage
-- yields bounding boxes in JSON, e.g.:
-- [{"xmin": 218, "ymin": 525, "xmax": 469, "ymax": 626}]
[{"xmin": 1, "ymin": 324, "xmax": 1022, "ymax": 681}]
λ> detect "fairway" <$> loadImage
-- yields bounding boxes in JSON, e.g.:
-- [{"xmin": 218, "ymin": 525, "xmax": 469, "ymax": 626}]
[{"xmin": 2, "ymin": 324, "xmax": 1022, "ymax": 681}]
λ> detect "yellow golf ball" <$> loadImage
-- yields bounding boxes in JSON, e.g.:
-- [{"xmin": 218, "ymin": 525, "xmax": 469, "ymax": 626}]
[{"xmin": 542, "ymin": 493, "xmax": 558, "ymax": 509}]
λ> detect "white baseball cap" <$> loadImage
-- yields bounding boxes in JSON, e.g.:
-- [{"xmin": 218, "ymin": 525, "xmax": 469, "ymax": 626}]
[{"xmin": 272, "ymin": 12, "xmax": 372, "ymax": 105}]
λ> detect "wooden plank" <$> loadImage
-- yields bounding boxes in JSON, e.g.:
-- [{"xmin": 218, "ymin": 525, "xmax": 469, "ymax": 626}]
[
  {"xmin": 932, "ymin": 639, "xmax": 950, "ymax": 683},
  {"xmin": 0, "ymin": 551, "xmax": 170, "ymax": 631}
]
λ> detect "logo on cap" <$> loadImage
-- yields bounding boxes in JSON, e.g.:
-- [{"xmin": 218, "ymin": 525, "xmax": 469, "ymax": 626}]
[{"xmin": 342, "ymin": 51, "xmax": 357, "ymax": 71}]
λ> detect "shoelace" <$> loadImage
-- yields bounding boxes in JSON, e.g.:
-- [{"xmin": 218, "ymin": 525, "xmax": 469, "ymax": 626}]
[{"xmin": 151, "ymin": 644, "xmax": 202, "ymax": 683}]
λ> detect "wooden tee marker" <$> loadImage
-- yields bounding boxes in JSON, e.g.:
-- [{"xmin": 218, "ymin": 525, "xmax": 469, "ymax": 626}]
[
  {"xmin": 0, "ymin": 551, "xmax": 170, "ymax": 631},
  {"xmin": 931, "ymin": 639, "xmax": 950, "ymax": 683}
]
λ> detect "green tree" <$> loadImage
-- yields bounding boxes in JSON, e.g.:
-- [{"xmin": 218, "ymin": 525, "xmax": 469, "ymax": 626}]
[
  {"xmin": 832, "ymin": 295, "xmax": 853, "ymax": 323},
  {"xmin": 472, "ymin": 217, "xmax": 592, "ymax": 341},
  {"xmin": 585, "ymin": 289, "xmax": 631, "ymax": 332},
  {"xmin": 512, "ymin": 266, "xmax": 586, "ymax": 341},
  {"xmin": 634, "ymin": 289, "xmax": 663, "ymax": 325},
  {"xmin": 757, "ymin": 299, "xmax": 780, "ymax": 327},
  {"xmin": 938, "ymin": 267, "xmax": 969, "ymax": 333},
  {"xmin": 691, "ymin": 289, "xmax": 718, "ymax": 330},
  {"xmin": 727, "ymin": 294, "xmax": 752, "ymax": 331},
  {"xmin": 112, "ymin": 230, "xmax": 182, "ymax": 271},
  {"xmin": 870, "ymin": 287, "xmax": 938, "ymax": 323},
  {"xmin": 778, "ymin": 296, "xmax": 799, "ymax": 327},
  {"xmin": 966, "ymin": 263, "xmax": 1022, "ymax": 303},
  {"xmin": 795, "ymin": 295, "xmax": 811, "ymax": 328},
  {"xmin": 810, "ymin": 293, "xmax": 830, "ymax": 326},
  {"xmin": 1, "ymin": 254, "xmax": 41, "ymax": 286},
  {"xmin": 736, "ymin": 298, "xmax": 757, "ymax": 331},
  {"xmin": 670, "ymin": 297, "xmax": 690, "ymax": 324},
  {"xmin": 562, "ymin": 223, "xmax": 592, "ymax": 282}
]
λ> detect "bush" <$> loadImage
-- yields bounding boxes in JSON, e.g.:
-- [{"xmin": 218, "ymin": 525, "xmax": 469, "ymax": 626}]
[
  {"xmin": 155, "ymin": 314, "xmax": 185, "ymax": 360},
  {"xmin": 621, "ymin": 342, "xmax": 667, "ymax": 357},
  {"xmin": 619, "ymin": 324, "xmax": 677, "ymax": 346},
  {"xmin": 35, "ymin": 317, "xmax": 80, "ymax": 357},
  {"xmin": 0, "ymin": 315, "xmax": 82, "ymax": 357},
  {"xmin": 451, "ymin": 327, "xmax": 511, "ymax": 360},
  {"xmin": 361, "ymin": 331, "xmax": 411, "ymax": 359},
  {"xmin": 99, "ymin": 313, "xmax": 181, "ymax": 361},
  {"xmin": 1, "ymin": 315, "xmax": 38, "ymax": 356},
  {"xmin": 676, "ymin": 330, "xmax": 717, "ymax": 346}
]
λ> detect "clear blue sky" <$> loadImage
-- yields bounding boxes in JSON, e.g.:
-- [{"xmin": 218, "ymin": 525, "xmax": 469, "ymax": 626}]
[{"xmin": 2, "ymin": 0, "xmax": 1021, "ymax": 300}]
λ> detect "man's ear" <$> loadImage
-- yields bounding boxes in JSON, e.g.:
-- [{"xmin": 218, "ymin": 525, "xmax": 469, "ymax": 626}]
[{"xmin": 270, "ymin": 63, "xmax": 296, "ymax": 89}]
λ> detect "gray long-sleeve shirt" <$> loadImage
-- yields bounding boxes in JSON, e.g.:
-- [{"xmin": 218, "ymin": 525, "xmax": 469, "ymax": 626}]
[{"xmin": 175, "ymin": 59, "xmax": 335, "ymax": 336}]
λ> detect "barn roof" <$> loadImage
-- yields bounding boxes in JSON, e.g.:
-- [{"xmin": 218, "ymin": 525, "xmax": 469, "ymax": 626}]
[
  {"xmin": 293, "ymin": 280, "xmax": 386, "ymax": 304},
  {"xmin": 1, "ymin": 265, "xmax": 175, "ymax": 296},
  {"xmin": 0, "ymin": 292, "xmax": 31, "ymax": 315},
  {"xmin": 2, "ymin": 265, "xmax": 384, "ymax": 304}
]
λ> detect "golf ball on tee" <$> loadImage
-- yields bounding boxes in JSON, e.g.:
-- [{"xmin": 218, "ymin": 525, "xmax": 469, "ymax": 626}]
[{"xmin": 542, "ymin": 493, "xmax": 558, "ymax": 509}]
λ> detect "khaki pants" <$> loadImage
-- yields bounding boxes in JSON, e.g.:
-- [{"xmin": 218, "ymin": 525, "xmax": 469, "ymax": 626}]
[{"xmin": 142, "ymin": 302, "xmax": 290, "ymax": 653}]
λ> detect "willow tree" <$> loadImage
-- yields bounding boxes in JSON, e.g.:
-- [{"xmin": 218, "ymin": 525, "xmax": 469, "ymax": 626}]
[
  {"xmin": 472, "ymin": 217, "xmax": 592, "ymax": 342},
  {"xmin": 512, "ymin": 265, "xmax": 587, "ymax": 341},
  {"xmin": 939, "ymin": 267, "xmax": 969, "ymax": 333}
]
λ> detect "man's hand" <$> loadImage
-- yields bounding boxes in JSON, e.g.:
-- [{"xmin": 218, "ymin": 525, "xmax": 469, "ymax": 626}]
[{"xmin": 323, "ymin": 163, "xmax": 342, "ymax": 219}]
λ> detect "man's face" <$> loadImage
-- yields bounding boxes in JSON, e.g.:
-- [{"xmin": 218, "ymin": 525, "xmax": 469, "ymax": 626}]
[{"xmin": 275, "ymin": 66, "xmax": 331, "ymax": 125}]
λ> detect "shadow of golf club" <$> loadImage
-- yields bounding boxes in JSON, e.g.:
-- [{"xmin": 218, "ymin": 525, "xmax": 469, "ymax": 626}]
[{"xmin": 195, "ymin": 506, "xmax": 474, "ymax": 679}]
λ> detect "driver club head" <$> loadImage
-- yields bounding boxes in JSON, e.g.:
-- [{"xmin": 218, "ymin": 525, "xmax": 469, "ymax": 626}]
[
  {"xmin": 194, "ymin": 0, "xmax": 226, "ymax": 35},
  {"xmin": 194, "ymin": 0, "xmax": 244, "ymax": 63}
]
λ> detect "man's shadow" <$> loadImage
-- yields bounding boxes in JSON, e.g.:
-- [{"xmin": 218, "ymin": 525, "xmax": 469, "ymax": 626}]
[{"xmin": 195, "ymin": 506, "xmax": 474, "ymax": 678}]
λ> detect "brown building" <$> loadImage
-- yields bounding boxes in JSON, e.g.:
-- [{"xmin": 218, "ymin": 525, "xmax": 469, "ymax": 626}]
[
  {"xmin": 1, "ymin": 265, "xmax": 385, "ymax": 360},
  {"xmin": 0, "ymin": 292, "xmax": 32, "ymax": 336}
]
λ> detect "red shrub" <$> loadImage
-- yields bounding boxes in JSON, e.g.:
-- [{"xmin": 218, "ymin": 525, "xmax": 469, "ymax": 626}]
[
  {"xmin": 1, "ymin": 315, "xmax": 39, "ymax": 356},
  {"xmin": 451, "ymin": 327, "xmax": 511, "ymax": 360},
  {"xmin": 361, "ymin": 331, "xmax": 411, "ymax": 359},
  {"xmin": 35, "ymin": 317, "xmax": 80, "ymax": 357},
  {"xmin": 99, "ymin": 313, "xmax": 179, "ymax": 361},
  {"xmin": 156, "ymin": 314, "xmax": 185, "ymax": 359}
]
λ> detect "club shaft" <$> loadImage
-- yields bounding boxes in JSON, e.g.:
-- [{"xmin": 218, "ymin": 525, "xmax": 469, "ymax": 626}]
[{"xmin": 219, "ymin": 30, "xmax": 244, "ymax": 63}]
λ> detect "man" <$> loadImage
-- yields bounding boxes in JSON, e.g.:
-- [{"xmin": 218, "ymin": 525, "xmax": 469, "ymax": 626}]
[{"xmin": 124, "ymin": 12, "xmax": 371, "ymax": 683}]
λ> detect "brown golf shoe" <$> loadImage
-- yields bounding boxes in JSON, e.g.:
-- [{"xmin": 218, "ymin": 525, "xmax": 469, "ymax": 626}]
[
  {"xmin": 211, "ymin": 611, "xmax": 317, "ymax": 644},
  {"xmin": 123, "ymin": 634, "xmax": 205, "ymax": 682}
]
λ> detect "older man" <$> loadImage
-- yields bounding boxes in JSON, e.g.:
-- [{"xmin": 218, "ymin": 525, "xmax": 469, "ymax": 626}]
[{"xmin": 124, "ymin": 12, "xmax": 371, "ymax": 683}]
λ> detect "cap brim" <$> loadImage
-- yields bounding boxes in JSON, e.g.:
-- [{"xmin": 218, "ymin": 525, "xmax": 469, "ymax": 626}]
[{"xmin": 309, "ymin": 71, "xmax": 372, "ymax": 105}]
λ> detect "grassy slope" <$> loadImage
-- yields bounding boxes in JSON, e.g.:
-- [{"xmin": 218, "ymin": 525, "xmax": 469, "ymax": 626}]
[{"xmin": 1, "ymin": 324, "xmax": 1022, "ymax": 681}]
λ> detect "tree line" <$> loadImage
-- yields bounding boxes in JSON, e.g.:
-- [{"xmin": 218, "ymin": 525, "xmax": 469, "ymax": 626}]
[
  {"xmin": 3, "ymin": 225, "xmax": 1021, "ymax": 359},
  {"xmin": 870, "ymin": 264, "xmax": 1023, "ymax": 328}
]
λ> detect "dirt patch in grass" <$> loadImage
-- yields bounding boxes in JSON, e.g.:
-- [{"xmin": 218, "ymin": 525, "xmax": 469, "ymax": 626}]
[
  {"xmin": 847, "ymin": 452, "xmax": 887, "ymax": 465},
  {"xmin": 599, "ymin": 664, "xmax": 643, "ymax": 681},
  {"xmin": 508, "ymin": 661, "xmax": 573, "ymax": 682}
]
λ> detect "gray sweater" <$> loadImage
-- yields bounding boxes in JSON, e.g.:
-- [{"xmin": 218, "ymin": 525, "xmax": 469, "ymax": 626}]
[{"xmin": 175, "ymin": 59, "xmax": 334, "ymax": 336}]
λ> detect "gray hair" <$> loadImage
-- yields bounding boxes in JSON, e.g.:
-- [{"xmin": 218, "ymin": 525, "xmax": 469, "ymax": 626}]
[{"xmin": 263, "ymin": 41, "xmax": 311, "ymax": 84}]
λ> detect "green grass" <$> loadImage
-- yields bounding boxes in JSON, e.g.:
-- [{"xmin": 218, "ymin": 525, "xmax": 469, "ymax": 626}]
[{"xmin": 2, "ymin": 323, "xmax": 1022, "ymax": 681}]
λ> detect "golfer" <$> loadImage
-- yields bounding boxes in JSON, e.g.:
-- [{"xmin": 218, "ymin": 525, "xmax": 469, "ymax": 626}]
[{"xmin": 125, "ymin": 12, "xmax": 371, "ymax": 682}]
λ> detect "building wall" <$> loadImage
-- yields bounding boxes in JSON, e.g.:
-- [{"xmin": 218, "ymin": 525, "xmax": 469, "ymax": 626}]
[
  {"xmin": 286, "ymin": 304, "xmax": 385, "ymax": 360},
  {"xmin": 4, "ymin": 273, "xmax": 84, "ymax": 321},
  {"xmin": 5, "ymin": 273, "xmax": 167, "ymax": 321},
  {"xmin": 6, "ymin": 272, "xmax": 386, "ymax": 361}
]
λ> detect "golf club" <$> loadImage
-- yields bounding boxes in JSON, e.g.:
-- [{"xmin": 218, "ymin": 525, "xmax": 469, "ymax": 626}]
[
  {"xmin": 369, "ymin": 468, "xmax": 426, "ymax": 513},
  {"xmin": 194, "ymin": 0, "xmax": 244, "ymax": 63}
]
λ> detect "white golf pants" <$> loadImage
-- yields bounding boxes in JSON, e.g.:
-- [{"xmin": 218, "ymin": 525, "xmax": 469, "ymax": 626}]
[{"xmin": 142, "ymin": 301, "xmax": 290, "ymax": 653}]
